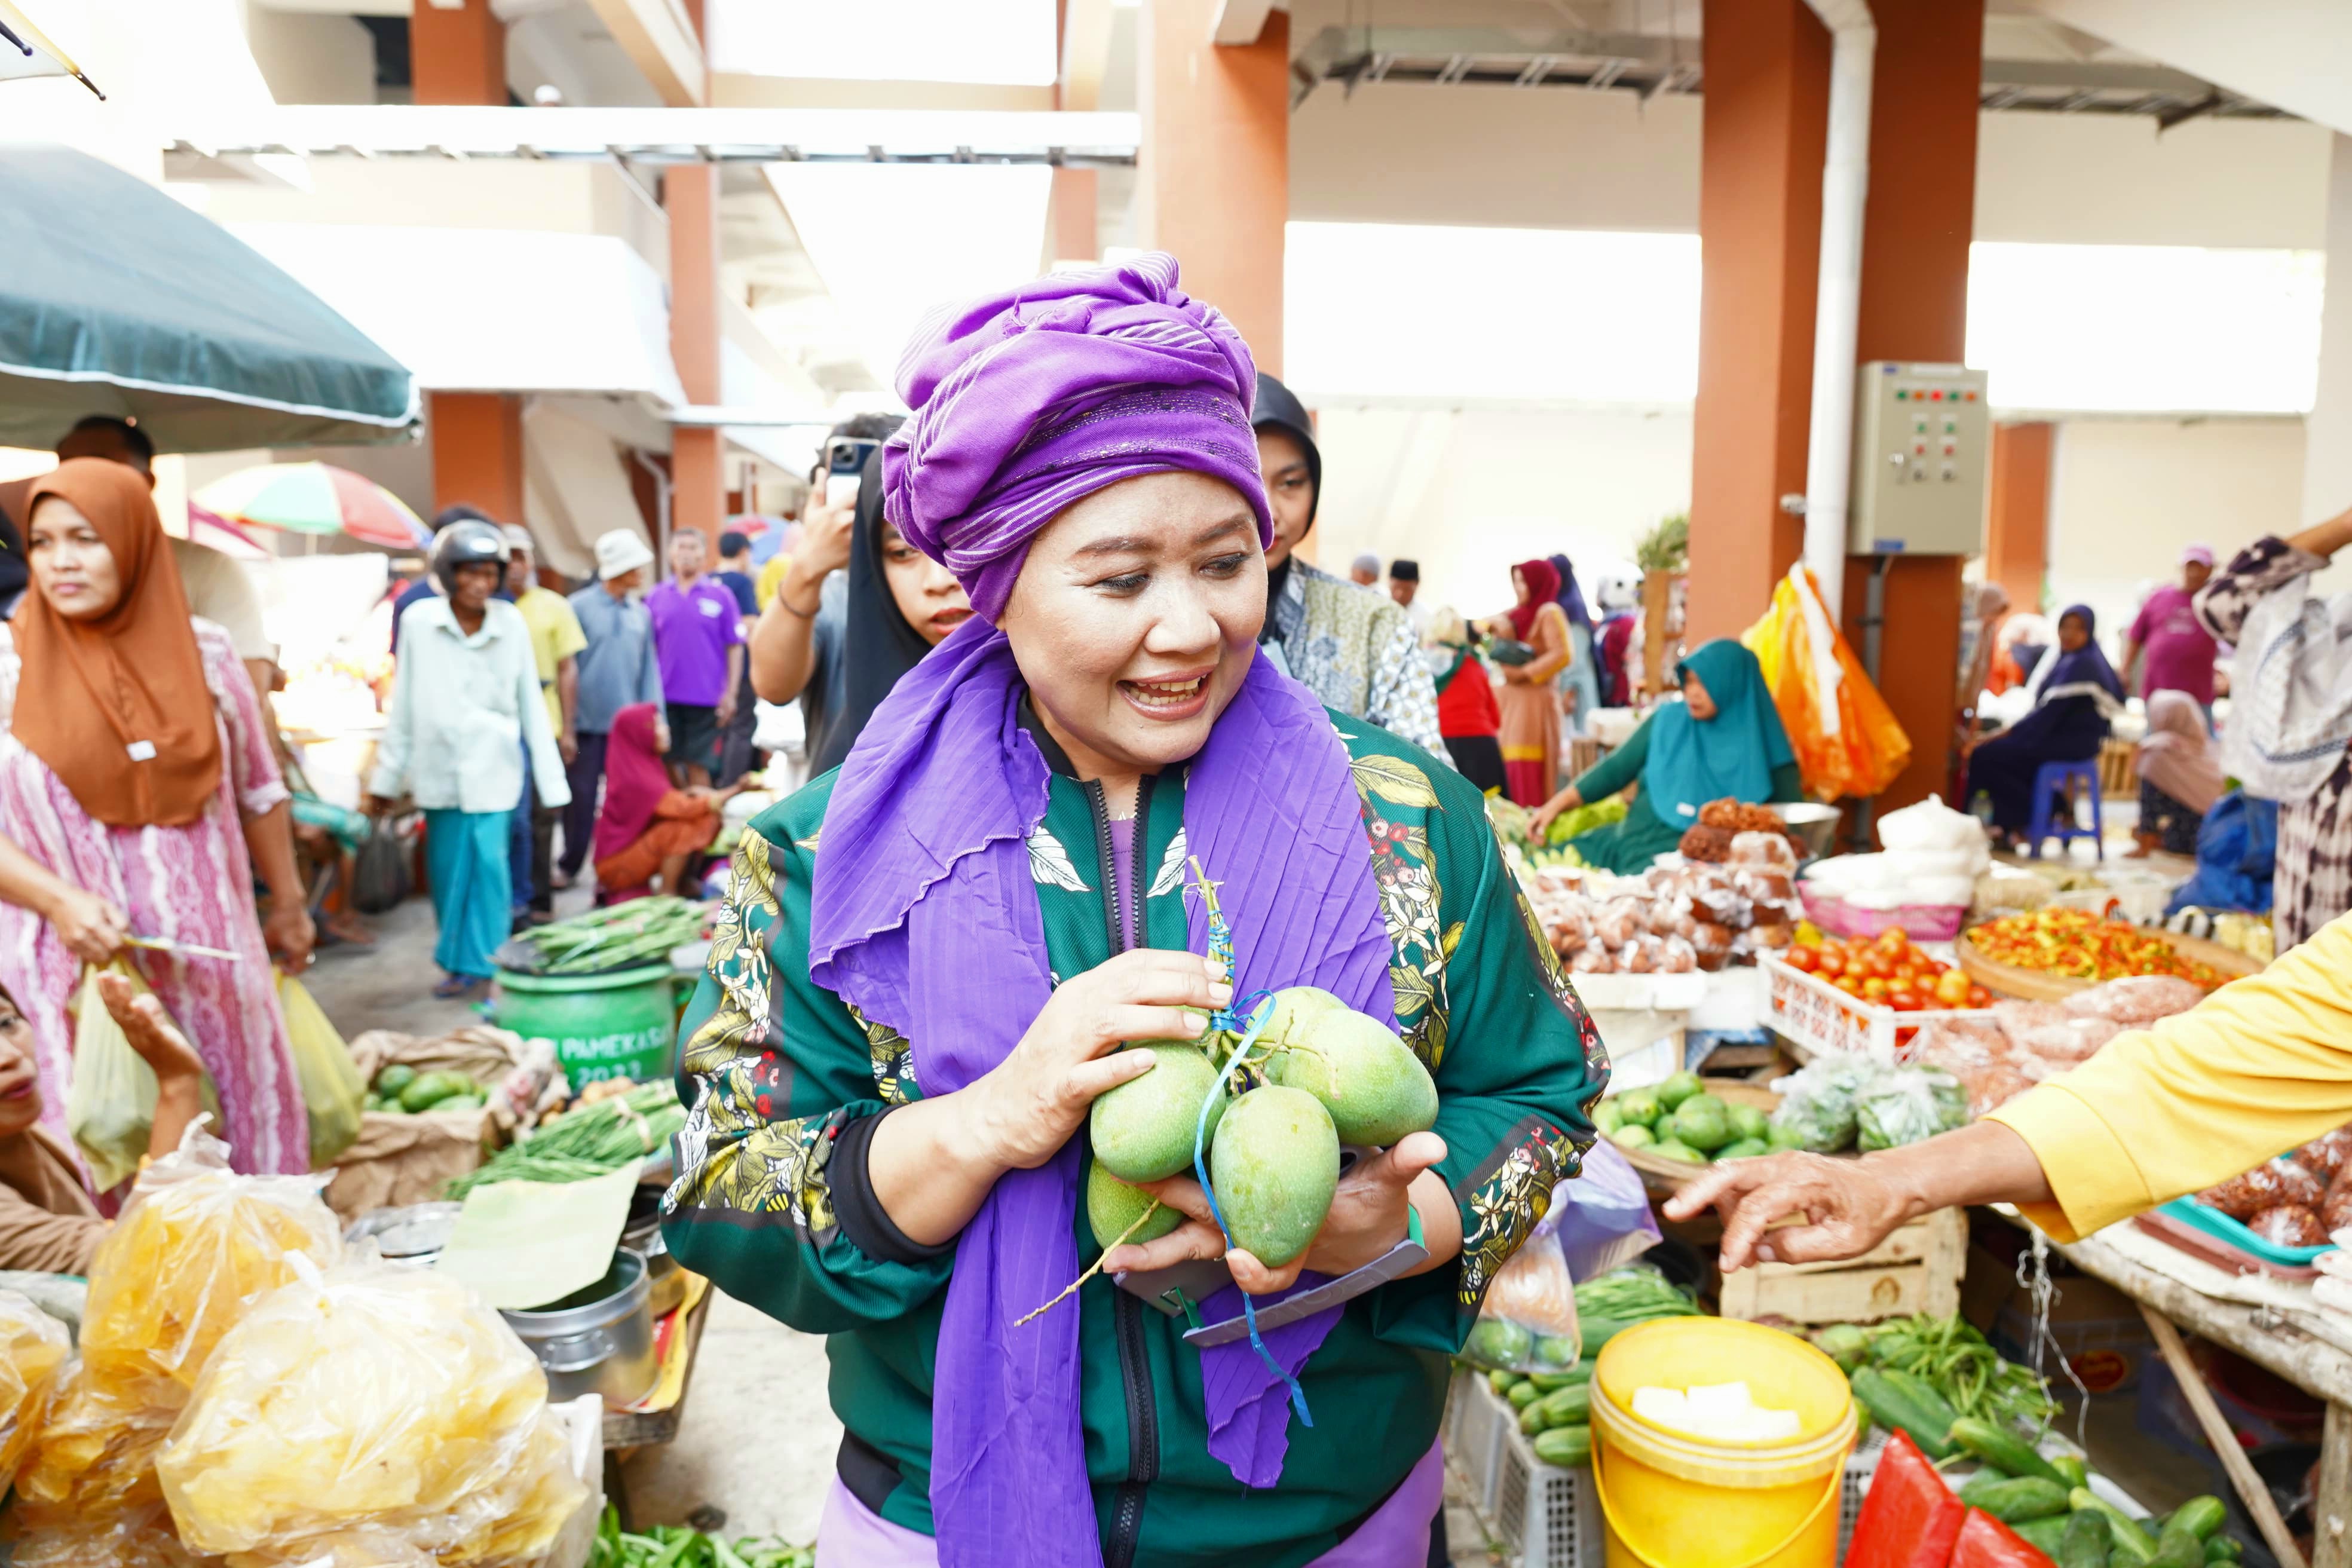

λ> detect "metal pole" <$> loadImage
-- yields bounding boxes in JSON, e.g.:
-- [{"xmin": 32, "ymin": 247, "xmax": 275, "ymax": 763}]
[{"xmin": 1854, "ymin": 555, "xmax": 1891, "ymax": 847}]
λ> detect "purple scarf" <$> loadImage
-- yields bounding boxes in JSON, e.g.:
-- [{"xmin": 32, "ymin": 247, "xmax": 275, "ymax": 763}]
[{"xmin": 807, "ymin": 256, "xmax": 1395, "ymax": 1565}]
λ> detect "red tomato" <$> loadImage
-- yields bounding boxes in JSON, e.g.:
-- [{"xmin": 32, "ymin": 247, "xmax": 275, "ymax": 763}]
[
  {"xmin": 1889, "ymin": 989, "xmax": 1924, "ymax": 1012},
  {"xmin": 1933, "ymin": 970, "xmax": 1972, "ymax": 1007},
  {"xmin": 1861, "ymin": 977, "xmax": 1891, "ymax": 1001},
  {"xmin": 1876, "ymin": 927, "xmax": 1911, "ymax": 951},
  {"xmin": 1861, "ymin": 953, "xmax": 1894, "ymax": 981},
  {"xmin": 1786, "ymin": 945, "xmax": 1820, "ymax": 973},
  {"xmin": 1835, "ymin": 976, "xmax": 1864, "ymax": 996},
  {"xmin": 1814, "ymin": 949, "xmax": 1846, "ymax": 978},
  {"xmin": 1966, "ymin": 985, "xmax": 1993, "ymax": 1008}
]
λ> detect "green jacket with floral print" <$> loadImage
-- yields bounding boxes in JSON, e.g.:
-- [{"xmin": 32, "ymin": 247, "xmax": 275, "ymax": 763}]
[{"xmin": 660, "ymin": 709, "xmax": 1606, "ymax": 1568}]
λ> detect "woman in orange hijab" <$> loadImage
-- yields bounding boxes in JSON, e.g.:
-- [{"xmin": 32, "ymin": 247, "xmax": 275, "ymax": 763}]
[{"xmin": 0, "ymin": 459, "xmax": 314, "ymax": 1180}]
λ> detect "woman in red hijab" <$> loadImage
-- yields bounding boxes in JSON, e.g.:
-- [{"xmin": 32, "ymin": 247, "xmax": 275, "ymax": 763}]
[
  {"xmin": 1496, "ymin": 559, "xmax": 1573, "ymax": 805},
  {"xmin": 591, "ymin": 703, "xmax": 739, "ymax": 900}
]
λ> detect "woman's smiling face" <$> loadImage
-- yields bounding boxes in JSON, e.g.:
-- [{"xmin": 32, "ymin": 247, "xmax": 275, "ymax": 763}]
[{"xmin": 995, "ymin": 470, "xmax": 1266, "ymax": 777}]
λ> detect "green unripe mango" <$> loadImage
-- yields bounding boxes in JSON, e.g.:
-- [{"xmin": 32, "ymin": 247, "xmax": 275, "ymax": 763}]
[
  {"xmin": 1610, "ymin": 1124, "xmax": 1656, "ymax": 1151},
  {"xmin": 1714, "ymin": 1137, "xmax": 1772, "ymax": 1161},
  {"xmin": 1656, "ymin": 1070, "xmax": 1704, "ymax": 1110},
  {"xmin": 1593, "ymin": 1100, "xmax": 1625, "ymax": 1135},
  {"xmin": 1616, "ymin": 1089, "xmax": 1663, "ymax": 1128},
  {"xmin": 1089, "ymin": 1041, "xmax": 1231, "ymax": 1183},
  {"xmin": 1728, "ymin": 1103, "xmax": 1771, "ymax": 1143},
  {"xmin": 1257, "ymin": 985, "xmax": 1350, "ymax": 1047},
  {"xmin": 1209, "ymin": 1086, "xmax": 1340, "ymax": 1268},
  {"xmin": 1647, "ymin": 1138, "xmax": 1707, "ymax": 1163},
  {"xmin": 1665, "ymin": 1094, "xmax": 1733, "ymax": 1152},
  {"xmin": 1086, "ymin": 1160, "xmax": 1181, "ymax": 1252},
  {"xmin": 1262, "ymin": 1007, "xmax": 1438, "ymax": 1147}
]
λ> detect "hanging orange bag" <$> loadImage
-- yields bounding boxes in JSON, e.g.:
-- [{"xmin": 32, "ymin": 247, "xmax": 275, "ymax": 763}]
[{"xmin": 1743, "ymin": 564, "xmax": 1913, "ymax": 801}]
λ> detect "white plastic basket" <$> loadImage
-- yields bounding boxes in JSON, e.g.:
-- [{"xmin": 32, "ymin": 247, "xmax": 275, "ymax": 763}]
[
  {"xmin": 1760, "ymin": 956, "xmax": 1998, "ymax": 1062},
  {"xmin": 1445, "ymin": 1374, "xmax": 1884, "ymax": 1568}
]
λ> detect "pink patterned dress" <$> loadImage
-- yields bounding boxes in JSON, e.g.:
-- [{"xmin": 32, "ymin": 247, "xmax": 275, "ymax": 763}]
[{"xmin": 0, "ymin": 617, "xmax": 308, "ymax": 1180}]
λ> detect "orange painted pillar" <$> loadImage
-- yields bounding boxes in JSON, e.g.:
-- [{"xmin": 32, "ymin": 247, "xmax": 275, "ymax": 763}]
[
  {"xmin": 1048, "ymin": 170, "xmax": 1100, "ymax": 267},
  {"xmin": 410, "ymin": 0, "xmax": 506, "ymax": 106},
  {"xmin": 1686, "ymin": 0, "xmax": 1828, "ymax": 645},
  {"xmin": 1138, "ymin": 3, "xmax": 1288, "ymax": 374},
  {"xmin": 1985, "ymin": 422, "xmax": 2054, "ymax": 612},
  {"xmin": 667, "ymin": 163, "xmax": 725, "ymax": 550},
  {"xmin": 429, "ymin": 393, "xmax": 525, "ymax": 524},
  {"xmin": 1840, "ymin": 0, "xmax": 1985, "ymax": 817}
]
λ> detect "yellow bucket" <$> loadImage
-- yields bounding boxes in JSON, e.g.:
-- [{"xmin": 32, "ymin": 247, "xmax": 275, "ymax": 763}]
[{"xmin": 1588, "ymin": 1317, "xmax": 1858, "ymax": 1568}]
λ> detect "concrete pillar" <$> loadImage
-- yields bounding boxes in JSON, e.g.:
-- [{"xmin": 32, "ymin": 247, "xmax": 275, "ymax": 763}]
[
  {"xmin": 1840, "ymin": 0, "xmax": 1984, "ymax": 817},
  {"xmin": 410, "ymin": 0, "xmax": 506, "ymax": 106},
  {"xmin": 1686, "ymin": 0, "xmax": 1827, "ymax": 645},
  {"xmin": 666, "ymin": 164, "xmax": 725, "ymax": 550},
  {"xmin": 429, "ymin": 393, "xmax": 525, "ymax": 524},
  {"xmin": 1138, "ymin": 2, "xmax": 1288, "ymax": 373},
  {"xmin": 1986, "ymin": 422, "xmax": 2054, "ymax": 612},
  {"xmin": 2303, "ymin": 134, "xmax": 2352, "ymax": 525},
  {"xmin": 1048, "ymin": 169, "xmax": 1100, "ymax": 267}
]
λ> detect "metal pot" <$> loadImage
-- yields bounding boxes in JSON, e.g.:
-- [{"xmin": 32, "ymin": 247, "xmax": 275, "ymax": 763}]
[
  {"xmin": 1771, "ymin": 802, "xmax": 1842, "ymax": 862},
  {"xmin": 623, "ymin": 1185, "xmax": 685, "ymax": 1319},
  {"xmin": 498, "ymin": 1248, "xmax": 659, "ymax": 1407},
  {"xmin": 344, "ymin": 1202, "xmax": 463, "ymax": 1267}
]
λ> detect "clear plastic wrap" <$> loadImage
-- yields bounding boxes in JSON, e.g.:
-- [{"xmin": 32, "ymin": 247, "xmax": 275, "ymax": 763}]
[
  {"xmin": 2297, "ymin": 1127, "xmax": 2352, "ymax": 1183},
  {"xmin": 1460, "ymin": 1217, "xmax": 1583, "ymax": 1375},
  {"xmin": 157, "ymin": 1255, "xmax": 587, "ymax": 1567},
  {"xmin": 0, "ymin": 1291, "xmax": 68, "ymax": 1493},
  {"xmin": 2061, "ymin": 975, "xmax": 2206, "ymax": 1026},
  {"xmin": 1855, "ymin": 1069, "xmax": 1966, "ymax": 1152},
  {"xmin": 1768, "ymin": 1055, "xmax": 1875, "ymax": 1153},
  {"xmin": 5, "ymin": 1502, "xmax": 206, "ymax": 1567},
  {"xmin": 2247, "ymin": 1205, "xmax": 2327, "ymax": 1248}
]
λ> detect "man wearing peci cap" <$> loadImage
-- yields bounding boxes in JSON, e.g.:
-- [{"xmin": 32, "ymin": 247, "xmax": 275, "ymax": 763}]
[
  {"xmin": 1388, "ymin": 558, "xmax": 1432, "ymax": 639},
  {"xmin": 2123, "ymin": 544, "xmax": 2222, "ymax": 712},
  {"xmin": 560, "ymin": 531, "xmax": 666, "ymax": 889}
]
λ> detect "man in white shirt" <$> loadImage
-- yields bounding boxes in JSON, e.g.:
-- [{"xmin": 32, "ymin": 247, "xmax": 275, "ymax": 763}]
[{"xmin": 368, "ymin": 519, "xmax": 569, "ymax": 999}]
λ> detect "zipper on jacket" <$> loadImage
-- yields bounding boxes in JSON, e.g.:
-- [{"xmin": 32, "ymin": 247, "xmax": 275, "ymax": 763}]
[{"xmin": 1080, "ymin": 773, "xmax": 1158, "ymax": 1568}]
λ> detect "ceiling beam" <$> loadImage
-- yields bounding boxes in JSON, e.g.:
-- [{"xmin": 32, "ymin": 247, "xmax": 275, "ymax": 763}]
[
  {"xmin": 165, "ymin": 105, "xmax": 1143, "ymax": 164},
  {"xmin": 1211, "ymin": 0, "xmax": 1278, "ymax": 47},
  {"xmin": 581, "ymin": 0, "xmax": 706, "ymax": 107}
]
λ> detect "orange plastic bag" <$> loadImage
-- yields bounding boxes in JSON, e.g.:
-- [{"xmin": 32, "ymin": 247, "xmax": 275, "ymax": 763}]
[{"xmin": 1743, "ymin": 564, "xmax": 1912, "ymax": 801}]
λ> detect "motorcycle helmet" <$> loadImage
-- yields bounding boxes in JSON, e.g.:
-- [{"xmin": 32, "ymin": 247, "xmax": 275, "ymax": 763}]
[{"xmin": 431, "ymin": 517, "xmax": 509, "ymax": 596}]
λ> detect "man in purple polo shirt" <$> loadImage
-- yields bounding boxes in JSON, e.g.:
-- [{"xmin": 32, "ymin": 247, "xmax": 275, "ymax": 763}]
[
  {"xmin": 646, "ymin": 528, "xmax": 745, "ymax": 786},
  {"xmin": 2123, "ymin": 544, "xmax": 2220, "ymax": 713}
]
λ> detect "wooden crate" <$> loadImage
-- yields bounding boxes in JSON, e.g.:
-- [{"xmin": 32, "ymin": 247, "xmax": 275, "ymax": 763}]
[{"xmin": 1717, "ymin": 1206, "xmax": 1965, "ymax": 1325}]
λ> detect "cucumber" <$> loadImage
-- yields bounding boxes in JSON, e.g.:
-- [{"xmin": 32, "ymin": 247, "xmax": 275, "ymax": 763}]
[
  {"xmin": 1530, "ymin": 1366, "xmax": 1592, "ymax": 1394},
  {"xmin": 2149, "ymin": 1525, "xmax": 2205, "ymax": 1568},
  {"xmin": 2013, "ymin": 1517, "xmax": 2072, "ymax": 1557},
  {"xmin": 1489, "ymin": 1369, "xmax": 1521, "ymax": 1397},
  {"xmin": 1508, "ymin": 1380, "xmax": 1543, "ymax": 1411},
  {"xmin": 2059, "ymin": 1508, "xmax": 2112, "ymax": 1568},
  {"xmin": 2051, "ymin": 1456, "xmax": 2090, "ymax": 1490},
  {"xmin": 2203, "ymin": 1536, "xmax": 2241, "ymax": 1563},
  {"xmin": 1520, "ymin": 1399, "xmax": 1552, "ymax": 1437},
  {"xmin": 1851, "ymin": 1367, "xmax": 1958, "ymax": 1460},
  {"xmin": 2168, "ymin": 1499, "xmax": 2227, "ymax": 1543},
  {"xmin": 1959, "ymin": 1475, "xmax": 2073, "ymax": 1524},
  {"xmin": 1533, "ymin": 1424, "xmax": 1591, "ymax": 1468},
  {"xmin": 1950, "ymin": 1417, "xmax": 2069, "ymax": 1488},
  {"xmin": 1533, "ymin": 1383, "xmax": 1593, "ymax": 1431},
  {"xmin": 2072, "ymin": 1491, "xmax": 2157, "ymax": 1566}
]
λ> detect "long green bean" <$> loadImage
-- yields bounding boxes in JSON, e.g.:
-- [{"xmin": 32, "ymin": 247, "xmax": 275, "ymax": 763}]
[{"xmin": 446, "ymin": 1082, "xmax": 687, "ymax": 1198}]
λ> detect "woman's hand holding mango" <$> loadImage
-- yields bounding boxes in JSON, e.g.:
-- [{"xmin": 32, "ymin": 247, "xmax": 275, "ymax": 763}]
[{"xmin": 961, "ymin": 948, "xmax": 1230, "ymax": 1173}]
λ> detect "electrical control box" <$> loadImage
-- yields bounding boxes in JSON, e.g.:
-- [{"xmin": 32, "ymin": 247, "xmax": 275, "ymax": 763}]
[{"xmin": 1848, "ymin": 361, "xmax": 1990, "ymax": 556}]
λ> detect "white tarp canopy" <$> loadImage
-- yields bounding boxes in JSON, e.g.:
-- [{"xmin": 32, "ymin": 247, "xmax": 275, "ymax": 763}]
[
  {"xmin": 226, "ymin": 223, "xmax": 690, "ymax": 406},
  {"xmin": 523, "ymin": 403, "xmax": 647, "ymax": 581}
]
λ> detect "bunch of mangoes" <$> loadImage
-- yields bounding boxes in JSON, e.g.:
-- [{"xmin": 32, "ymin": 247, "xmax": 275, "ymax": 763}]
[
  {"xmin": 1086, "ymin": 987, "xmax": 1440, "ymax": 1268},
  {"xmin": 1595, "ymin": 1071, "xmax": 1773, "ymax": 1164}
]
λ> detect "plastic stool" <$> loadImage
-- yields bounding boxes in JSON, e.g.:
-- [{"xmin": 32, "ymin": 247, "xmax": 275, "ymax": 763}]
[{"xmin": 2026, "ymin": 759, "xmax": 2103, "ymax": 860}]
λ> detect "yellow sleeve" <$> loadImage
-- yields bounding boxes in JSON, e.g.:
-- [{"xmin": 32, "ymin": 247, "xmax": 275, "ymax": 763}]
[
  {"xmin": 1987, "ymin": 914, "xmax": 2352, "ymax": 1242},
  {"xmin": 757, "ymin": 553, "xmax": 792, "ymax": 610}
]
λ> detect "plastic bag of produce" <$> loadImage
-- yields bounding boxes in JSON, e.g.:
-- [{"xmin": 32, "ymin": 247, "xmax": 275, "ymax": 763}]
[
  {"xmin": 0, "ymin": 1290, "xmax": 69, "ymax": 1494},
  {"xmin": 2062, "ymin": 975, "xmax": 2204, "ymax": 1027},
  {"xmin": 1768, "ymin": 1055, "xmax": 1876, "ymax": 1153},
  {"xmin": 1551, "ymin": 1140, "xmax": 1662, "ymax": 1282},
  {"xmin": 1856, "ymin": 1068, "xmax": 1967, "ymax": 1152},
  {"xmin": 63, "ymin": 963, "xmax": 222, "ymax": 1193},
  {"xmin": 5, "ymin": 1502, "xmax": 206, "ymax": 1567},
  {"xmin": 280, "ymin": 969, "xmax": 367, "ymax": 1168},
  {"xmin": 157, "ymin": 1253, "xmax": 587, "ymax": 1566},
  {"xmin": 351, "ymin": 819, "xmax": 410, "ymax": 915},
  {"xmin": 1741, "ymin": 563, "xmax": 1912, "ymax": 801},
  {"xmin": 1462, "ymin": 1217, "xmax": 1583, "ymax": 1375},
  {"xmin": 12, "ymin": 1367, "xmax": 177, "ymax": 1522}
]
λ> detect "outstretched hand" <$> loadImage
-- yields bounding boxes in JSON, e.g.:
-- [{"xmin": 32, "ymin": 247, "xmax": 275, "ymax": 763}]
[
  {"xmin": 1663, "ymin": 1151, "xmax": 1913, "ymax": 1271},
  {"xmin": 95, "ymin": 972, "xmax": 207, "ymax": 1085},
  {"xmin": 1102, "ymin": 1130, "xmax": 1449, "ymax": 1296}
]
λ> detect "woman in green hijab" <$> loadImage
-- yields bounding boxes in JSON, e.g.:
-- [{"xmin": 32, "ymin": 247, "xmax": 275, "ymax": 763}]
[{"xmin": 1529, "ymin": 639, "xmax": 1802, "ymax": 874}]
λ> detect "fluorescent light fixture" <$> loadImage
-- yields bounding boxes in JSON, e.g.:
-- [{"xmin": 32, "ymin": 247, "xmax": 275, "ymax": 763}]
[
  {"xmin": 1285, "ymin": 222, "xmax": 1701, "ymax": 405},
  {"xmin": 765, "ymin": 163, "xmax": 1053, "ymax": 394},
  {"xmin": 1966, "ymin": 242, "xmax": 2322, "ymax": 415},
  {"xmin": 708, "ymin": 0, "xmax": 1057, "ymax": 85}
]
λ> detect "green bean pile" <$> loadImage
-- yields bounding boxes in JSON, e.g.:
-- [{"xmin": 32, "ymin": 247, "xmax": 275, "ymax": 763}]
[
  {"xmin": 1838, "ymin": 1312, "xmax": 2057, "ymax": 1431},
  {"xmin": 504, "ymin": 898, "xmax": 708, "ymax": 975},
  {"xmin": 445, "ymin": 1082, "xmax": 686, "ymax": 1199}
]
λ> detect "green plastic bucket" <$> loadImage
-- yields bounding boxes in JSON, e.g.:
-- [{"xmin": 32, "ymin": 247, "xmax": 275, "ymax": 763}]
[{"xmin": 491, "ymin": 963, "xmax": 678, "ymax": 1086}]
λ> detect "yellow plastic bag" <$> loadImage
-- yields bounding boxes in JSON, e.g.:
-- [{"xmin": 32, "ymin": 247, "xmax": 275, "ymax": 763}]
[
  {"xmin": 1742, "ymin": 565, "xmax": 1913, "ymax": 801},
  {"xmin": 0, "ymin": 1290, "xmax": 69, "ymax": 1494},
  {"xmin": 158, "ymin": 1255, "xmax": 586, "ymax": 1566},
  {"xmin": 5, "ymin": 1502, "xmax": 206, "ymax": 1567},
  {"xmin": 278, "ymin": 970, "xmax": 365, "ymax": 1169},
  {"xmin": 62, "ymin": 963, "xmax": 220, "ymax": 1194}
]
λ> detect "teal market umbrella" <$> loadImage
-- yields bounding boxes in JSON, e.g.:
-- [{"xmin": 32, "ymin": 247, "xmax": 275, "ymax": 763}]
[{"xmin": 0, "ymin": 145, "xmax": 417, "ymax": 452}]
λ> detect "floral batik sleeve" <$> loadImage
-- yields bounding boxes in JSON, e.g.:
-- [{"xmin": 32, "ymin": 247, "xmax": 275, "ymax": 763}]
[
  {"xmin": 660, "ymin": 801, "xmax": 957, "ymax": 1331},
  {"xmin": 1335, "ymin": 727, "xmax": 1607, "ymax": 1354}
]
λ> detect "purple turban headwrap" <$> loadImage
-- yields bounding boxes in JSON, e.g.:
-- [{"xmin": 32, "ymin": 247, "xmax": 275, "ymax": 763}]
[
  {"xmin": 807, "ymin": 255, "xmax": 1395, "ymax": 1566},
  {"xmin": 880, "ymin": 252, "xmax": 1273, "ymax": 621}
]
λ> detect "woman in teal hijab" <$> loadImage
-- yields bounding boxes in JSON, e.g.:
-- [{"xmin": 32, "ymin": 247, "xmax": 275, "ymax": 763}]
[{"xmin": 1529, "ymin": 639, "xmax": 1803, "ymax": 874}]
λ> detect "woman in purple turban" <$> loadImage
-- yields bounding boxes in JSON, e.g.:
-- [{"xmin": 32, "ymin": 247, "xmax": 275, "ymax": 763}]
[{"xmin": 661, "ymin": 255, "xmax": 1604, "ymax": 1568}]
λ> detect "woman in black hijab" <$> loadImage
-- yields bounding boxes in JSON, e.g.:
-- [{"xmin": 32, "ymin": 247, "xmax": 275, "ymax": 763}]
[{"xmin": 748, "ymin": 443, "xmax": 973, "ymax": 778}]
